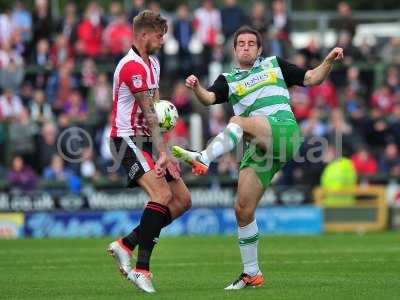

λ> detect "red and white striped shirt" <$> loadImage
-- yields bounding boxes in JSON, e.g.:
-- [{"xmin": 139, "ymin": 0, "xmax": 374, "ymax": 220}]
[{"xmin": 110, "ymin": 46, "xmax": 160, "ymax": 137}]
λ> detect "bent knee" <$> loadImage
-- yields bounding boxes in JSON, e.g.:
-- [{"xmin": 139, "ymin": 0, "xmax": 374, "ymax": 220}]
[
  {"xmin": 235, "ymin": 201, "xmax": 254, "ymax": 218},
  {"xmin": 179, "ymin": 190, "xmax": 192, "ymax": 211},
  {"xmin": 229, "ymin": 116, "xmax": 243, "ymax": 126}
]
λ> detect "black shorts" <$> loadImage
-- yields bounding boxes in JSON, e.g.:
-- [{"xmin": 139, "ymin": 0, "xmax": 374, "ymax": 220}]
[{"xmin": 110, "ymin": 136, "xmax": 175, "ymax": 188}]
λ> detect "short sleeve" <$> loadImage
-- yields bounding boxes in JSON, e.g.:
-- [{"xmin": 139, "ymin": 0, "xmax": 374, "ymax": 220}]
[
  {"xmin": 276, "ymin": 57, "xmax": 307, "ymax": 88},
  {"xmin": 120, "ymin": 61, "xmax": 149, "ymax": 94},
  {"xmin": 207, "ymin": 75, "xmax": 229, "ymax": 104}
]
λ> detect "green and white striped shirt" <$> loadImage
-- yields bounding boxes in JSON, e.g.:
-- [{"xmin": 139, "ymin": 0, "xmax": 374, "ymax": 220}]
[{"xmin": 208, "ymin": 56, "xmax": 306, "ymax": 117}]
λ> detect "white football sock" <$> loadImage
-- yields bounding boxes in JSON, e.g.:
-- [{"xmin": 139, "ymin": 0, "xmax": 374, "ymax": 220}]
[
  {"xmin": 238, "ymin": 219, "xmax": 259, "ymax": 276},
  {"xmin": 200, "ymin": 122, "xmax": 243, "ymax": 165}
]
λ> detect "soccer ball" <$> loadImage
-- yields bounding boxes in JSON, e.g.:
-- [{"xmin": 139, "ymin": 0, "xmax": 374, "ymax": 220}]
[{"xmin": 154, "ymin": 100, "xmax": 179, "ymax": 132}]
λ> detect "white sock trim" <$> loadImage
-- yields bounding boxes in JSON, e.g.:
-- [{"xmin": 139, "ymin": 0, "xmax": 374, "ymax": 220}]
[{"xmin": 238, "ymin": 219, "xmax": 259, "ymax": 276}]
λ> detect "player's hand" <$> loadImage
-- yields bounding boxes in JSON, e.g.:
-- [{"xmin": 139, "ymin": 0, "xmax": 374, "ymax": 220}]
[
  {"xmin": 166, "ymin": 156, "xmax": 181, "ymax": 180},
  {"xmin": 185, "ymin": 75, "xmax": 199, "ymax": 90},
  {"xmin": 325, "ymin": 47, "xmax": 344, "ymax": 64},
  {"xmin": 155, "ymin": 152, "xmax": 168, "ymax": 178}
]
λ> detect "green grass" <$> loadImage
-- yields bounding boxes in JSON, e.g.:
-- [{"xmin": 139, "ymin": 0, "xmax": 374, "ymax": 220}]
[{"xmin": 0, "ymin": 233, "xmax": 399, "ymax": 299}]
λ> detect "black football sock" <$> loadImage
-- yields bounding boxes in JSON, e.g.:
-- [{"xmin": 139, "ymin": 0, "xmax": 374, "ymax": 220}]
[
  {"xmin": 136, "ymin": 201, "xmax": 171, "ymax": 271},
  {"xmin": 122, "ymin": 225, "xmax": 140, "ymax": 250},
  {"xmin": 121, "ymin": 207, "xmax": 172, "ymax": 251}
]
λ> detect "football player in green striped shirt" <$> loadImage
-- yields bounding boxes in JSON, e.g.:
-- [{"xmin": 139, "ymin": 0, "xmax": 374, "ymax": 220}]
[{"xmin": 172, "ymin": 26, "xmax": 343, "ymax": 289}]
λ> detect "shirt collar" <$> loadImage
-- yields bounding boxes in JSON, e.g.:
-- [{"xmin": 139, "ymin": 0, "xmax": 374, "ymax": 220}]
[
  {"xmin": 232, "ymin": 56, "xmax": 264, "ymax": 74},
  {"xmin": 131, "ymin": 45, "xmax": 141, "ymax": 57}
]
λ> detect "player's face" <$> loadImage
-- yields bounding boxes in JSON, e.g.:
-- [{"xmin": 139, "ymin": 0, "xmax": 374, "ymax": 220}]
[
  {"xmin": 234, "ymin": 33, "xmax": 262, "ymax": 68},
  {"xmin": 145, "ymin": 29, "xmax": 165, "ymax": 55}
]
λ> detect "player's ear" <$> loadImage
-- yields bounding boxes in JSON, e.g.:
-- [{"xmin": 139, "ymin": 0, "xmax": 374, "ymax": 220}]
[{"xmin": 257, "ymin": 46, "xmax": 263, "ymax": 56}]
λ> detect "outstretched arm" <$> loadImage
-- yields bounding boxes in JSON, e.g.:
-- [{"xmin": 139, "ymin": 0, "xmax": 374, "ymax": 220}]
[
  {"xmin": 303, "ymin": 47, "xmax": 344, "ymax": 86},
  {"xmin": 185, "ymin": 75, "xmax": 216, "ymax": 106}
]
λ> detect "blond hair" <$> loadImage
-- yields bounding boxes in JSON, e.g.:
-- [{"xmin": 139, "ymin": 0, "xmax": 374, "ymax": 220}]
[{"xmin": 133, "ymin": 10, "xmax": 168, "ymax": 34}]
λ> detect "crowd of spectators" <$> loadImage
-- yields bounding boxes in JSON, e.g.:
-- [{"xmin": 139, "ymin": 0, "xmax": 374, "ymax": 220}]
[{"xmin": 0, "ymin": 0, "xmax": 400, "ymax": 193}]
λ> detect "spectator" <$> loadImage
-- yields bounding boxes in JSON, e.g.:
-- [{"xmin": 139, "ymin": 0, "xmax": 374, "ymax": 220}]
[
  {"xmin": 79, "ymin": 146, "xmax": 99, "ymax": 180},
  {"xmin": 34, "ymin": 38, "xmax": 51, "ymax": 68},
  {"xmin": 193, "ymin": 0, "xmax": 222, "ymax": 77},
  {"xmin": 129, "ymin": 0, "xmax": 145, "ymax": 22},
  {"xmin": 0, "ymin": 41, "xmax": 25, "ymax": 91},
  {"xmin": 8, "ymin": 156, "xmax": 38, "ymax": 192},
  {"xmin": 336, "ymin": 31, "xmax": 361, "ymax": 65},
  {"xmin": 173, "ymin": 4, "xmax": 194, "ymax": 78},
  {"xmin": 10, "ymin": 29, "xmax": 27, "ymax": 62},
  {"xmin": 331, "ymin": 1, "xmax": 357, "ymax": 43},
  {"xmin": 11, "ymin": 1, "xmax": 32, "ymax": 43},
  {"xmin": 298, "ymin": 35, "xmax": 322, "ymax": 68},
  {"xmin": 291, "ymin": 85, "xmax": 313, "ymax": 122},
  {"xmin": 220, "ymin": 0, "xmax": 247, "ymax": 40},
  {"xmin": 19, "ymin": 81, "xmax": 34, "ymax": 106},
  {"xmin": 43, "ymin": 154, "xmax": 81, "ymax": 193},
  {"xmin": 370, "ymin": 85, "xmax": 395, "ymax": 115},
  {"xmin": 0, "ymin": 88, "xmax": 24, "ymax": 122},
  {"xmin": 76, "ymin": 1, "xmax": 104, "ymax": 58},
  {"xmin": 309, "ymin": 79, "xmax": 338, "ymax": 111},
  {"xmin": 300, "ymin": 108, "xmax": 328, "ymax": 138},
  {"xmin": 381, "ymin": 37, "xmax": 400, "ymax": 65},
  {"xmin": 351, "ymin": 145, "xmax": 378, "ymax": 177},
  {"xmin": 106, "ymin": 1, "xmax": 123, "ymax": 24},
  {"xmin": 389, "ymin": 103, "xmax": 400, "ymax": 146},
  {"xmin": 0, "ymin": 8, "xmax": 13, "ymax": 46},
  {"xmin": 79, "ymin": 58, "xmax": 97, "ymax": 97},
  {"xmin": 103, "ymin": 13, "xmax": 133, "ymax": 59},
  {"xmin": 321, "ymin": 145, "xmax": 357, "ymax": 206},
  {"xmin": 88, "ymin": 72, "xmax": 111, "ymax": 124},
  {"xmin": 379, "ymin": 143, "xmax": 400, "ymax": 176},
  {"xmin": 8, "ymin": 107, "xmax": 38, "ymax": 167},
  {"xmin": 38, "ymin": 122, "xmax": 58, "ymax": 173},
  {"xmin": 358, "ymin": 37, "xmax": 377, "ymax": 64},
  {"xmin": 30, "ymin": 89, "xmax": 54, "ymax": 125},
  {"xmin": 46, "ymin": 60, "xmax": 78, "ymax": 110},
  {"xmin": 327, "ymin": 109, "xmax": 359, "ymax": 155},
  {"xmin": 56, "ymin": 1, "xmax": 78, "ymax": 44},
  {"xmin": 50, "ymin": 34, "xmax": 74, "ymax": 68},
  {"xmin": 344, "ymin": 66, "xmax": 365, "ymax": 98},
  {"xmin": 385, "ymin": 66, "xmax": 399, "ymax": 93},
  {"xmin": 62, "ymin": 89, "xmax": 88, "ymax": 124},
  {"xmin": 269, "ymin": 0, "xmax": 292, "ymax": 57},
  {"xmin": 32, "ymin": 0, "xmax": 52, "ymax": 46},
  {"xmin": 342, "ymin": 86, "xmax": 365, "ymax": 128},
  {"xmin": 364, "ymin": 108, "xmax": 392, "ymax": 149},
  {"xmin": 248, "ymin": 1, "xmax": 268, "ymax": 54},
  {"xmin": 171, "ymin": 81, "xmax": 192, "ymax": 115}
]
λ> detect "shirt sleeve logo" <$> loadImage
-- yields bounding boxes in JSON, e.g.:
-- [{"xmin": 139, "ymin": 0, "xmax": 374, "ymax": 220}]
[{"xmin": 132, "ymin": 75, "xmax": 143, "ymax": 89}]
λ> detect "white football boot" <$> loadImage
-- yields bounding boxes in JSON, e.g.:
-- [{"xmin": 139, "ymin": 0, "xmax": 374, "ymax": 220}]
[
  {"xmin": 127, "ymin": 269, "xmax": 156, "ymax": 293},
  {"xmin": 107, "ymin": 239, "xmax": 132, "ymax": 277},
  {"xmin": 171, "ymin": 146, "xmax": 209, "ymax": 175},
  {"xmin": 225, "ymin": 271, "xmax": 265, "ymax": 290}
]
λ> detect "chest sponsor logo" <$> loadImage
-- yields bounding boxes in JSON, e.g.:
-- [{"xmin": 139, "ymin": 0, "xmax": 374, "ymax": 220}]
[{"xmin": 234, "ymin": 71, "xmax": 277, "ymax": 96}]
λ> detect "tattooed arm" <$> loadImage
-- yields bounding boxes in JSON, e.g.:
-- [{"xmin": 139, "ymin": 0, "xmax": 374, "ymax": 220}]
[
  {"xmin": 135, "ymin": 90, "xmax": 181, "ymax": 179},
  {"xmin": 135, "ymin": 90, "xmax": 166, "ymax": 154}
]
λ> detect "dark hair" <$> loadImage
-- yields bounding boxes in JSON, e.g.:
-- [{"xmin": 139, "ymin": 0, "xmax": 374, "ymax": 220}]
[
  {"xmin": 133, "ymin": 10, "xmax": 168, "ymax": 34},
  {"xmin": 233, "ymin": 26, "xmax": 262, "ymax": 49}
]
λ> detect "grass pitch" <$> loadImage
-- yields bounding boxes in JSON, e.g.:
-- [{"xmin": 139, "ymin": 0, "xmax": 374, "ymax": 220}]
[{"xmin": 0, "ymin": 233, "xmax": 399, "ymax": 299}]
